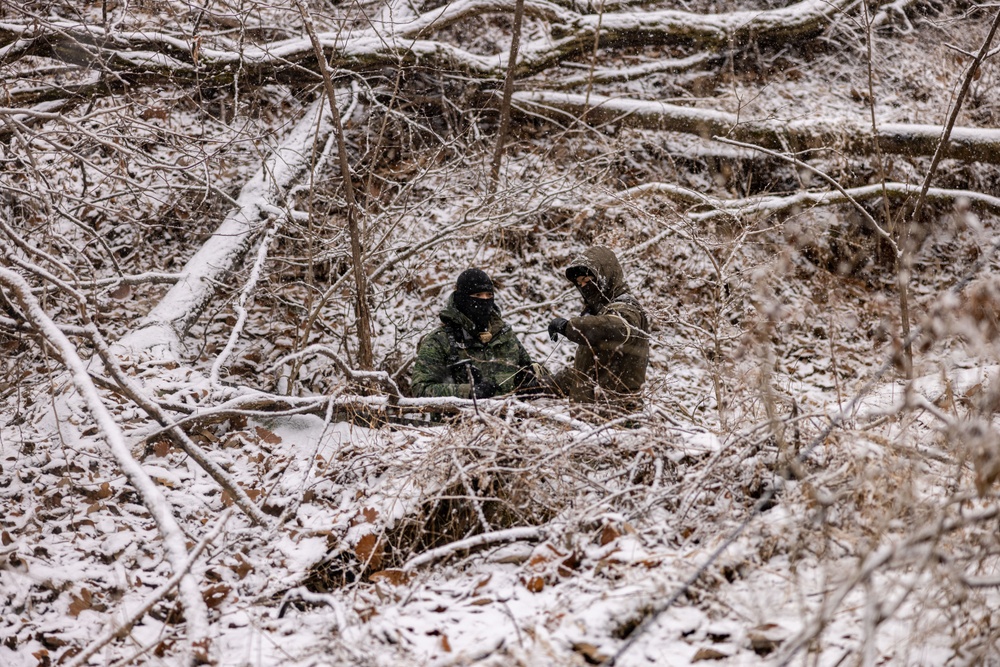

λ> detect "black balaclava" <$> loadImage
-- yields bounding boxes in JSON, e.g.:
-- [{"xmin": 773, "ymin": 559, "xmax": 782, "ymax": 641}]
[
  {"xmin": 567, "ymin": 265, "xmax": 608, "ymax": 314},
  {"xmin": 454, "ymin": 268, "xmax": 495, "ymax": 332}
]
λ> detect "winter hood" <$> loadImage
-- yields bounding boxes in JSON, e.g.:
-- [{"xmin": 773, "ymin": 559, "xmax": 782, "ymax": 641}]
[{"xmin": 564, "ymin": 246, "xmax": 631, "ymax": 313}]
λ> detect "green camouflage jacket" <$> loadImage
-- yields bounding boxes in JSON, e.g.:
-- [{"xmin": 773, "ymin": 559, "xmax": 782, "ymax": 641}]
[{"xmin": 410, "ymin": 295, "xmax": 535, "ymax": 399}]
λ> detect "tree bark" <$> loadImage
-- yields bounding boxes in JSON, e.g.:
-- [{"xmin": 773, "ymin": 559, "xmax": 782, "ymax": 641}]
[
  {"xmin": 511, "ymin": 91, "xmax": 1000, "ymax": 165},
  {"xmin": 489, "ymin": 0, "xmax": 527, "ymax": 189},
  {"xmin": 121, "ymin": 99, "xmax": 334, "ymax": 354},
  {"xmin": 295, "ymin": 0, "xmax": 374, "ymax": 370},
  {"xmin": 0, "ymin": 0, "xmax": 857, "ymax": 84}
]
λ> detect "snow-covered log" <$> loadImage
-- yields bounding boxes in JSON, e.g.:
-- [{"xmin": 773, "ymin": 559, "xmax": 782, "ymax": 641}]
[
  {"xmin": 0, "ymin": 0, "xmax": 858, "ymax": 82},
  {"xmin": 511, "ymin": 91, "xmax": 1000, "ymax": 165},
  {"xmin": 598, "ymin": 182, "xmax": 1000, "ymax": 221},
  {"xmin": 120, "ymin": 99, "xmax": 334, "ymax": 355}
]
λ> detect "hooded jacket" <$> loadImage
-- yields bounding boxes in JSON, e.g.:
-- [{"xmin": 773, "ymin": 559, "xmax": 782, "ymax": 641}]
[
  {"xmin": 558, "ymin": 247, "xmax": 649, "ymax": 402},
  {"xmin": 410, "ymin": 294, "xmax": 535, "ymax": 398}
]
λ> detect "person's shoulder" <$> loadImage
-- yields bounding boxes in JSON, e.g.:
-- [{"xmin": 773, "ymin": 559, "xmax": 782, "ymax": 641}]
[
  {"xmin": 417, "ymin": 325, "xmax": 453, "ymax": 351},
  {"xmin": 606, "ymin": 295, "xmax": 647, "ymax": 324},
  {"xmin": 606, "ymin": 294, "xmax": 643, "ymax": 313},
  {"xmin": 491, "ymin": 319, "xmax": 522, "ymax": 341}
]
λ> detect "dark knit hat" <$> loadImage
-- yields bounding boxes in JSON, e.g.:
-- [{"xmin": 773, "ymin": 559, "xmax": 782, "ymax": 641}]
[
  {"xmin": 456, "ymin": 268, "xmax": 494, "ymax": 296},
  {"xmin": 566, "ymin": 265, "xmax": 595, "ymax": 282}
]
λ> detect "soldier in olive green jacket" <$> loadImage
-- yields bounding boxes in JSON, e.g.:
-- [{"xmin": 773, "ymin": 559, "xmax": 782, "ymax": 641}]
[
  {"xmin": 411, "ymin": 269, "xmax": 540, "ymax": 399},
  {"xmin": 547, "ymin": 247, "xmax": 650, "ymax": 403}
]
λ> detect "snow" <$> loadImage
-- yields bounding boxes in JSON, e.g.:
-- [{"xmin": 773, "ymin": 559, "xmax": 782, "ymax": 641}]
[
  {"xmin": 6, "ymin": 0, "xmax": 1000, "ymax": 665},
  {"xmin": 124, "ymin": 98, "xmax": 336, "ymax": 353}
]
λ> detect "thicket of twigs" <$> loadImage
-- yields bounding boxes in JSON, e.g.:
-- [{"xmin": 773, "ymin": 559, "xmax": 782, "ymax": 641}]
[{"xmin": 5, "ymin": 0, "xmax": 1000, "ymax": 665}]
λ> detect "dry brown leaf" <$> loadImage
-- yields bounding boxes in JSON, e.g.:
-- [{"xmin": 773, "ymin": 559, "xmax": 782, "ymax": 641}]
[
  {"xmin": 203, "ymin": 583, "xmax": 231, "ymax": 609},
  {"xmin": 557, "ymin": 551, "xmax": 582, "ymax": 577},
  {"xmin": 153, "ymin": 440, "xmax": 171, "ymax": 458},
  {"xmin": 522, "ymin": 575, "xmax": 545, "ymax": 593},
  {"xmin": 232, "ymin": 554, "xmax": 253, "ymax": 580},
  {"xmin": 68, "ymin": 589, "xmax": 92, "ymax": 617},
  {"xmin": 108, "ymin": 284, "xmax": 132, "ymax": 301},
  {"xmin": 692, "ymin": 647, "xmax": 729, "ymax": 661},
  {"xmin": 197, "ymin": 429, "xmax": 219, "ymax": 444},
  {"xmin": 192, "ymin": 637, "xmax": 211, "ymax": 665},
  {"xmin": 255, "ymin": 426, "xmax": 282, "ymax": 445},
  {"xmin": 355, "ymin": 533, "xmax": 384, "ymax": 570},
  {"xmin": 572, "ymin": 642, "xmax": 608, "ymax": 664},
  {"xmin": 528, "ymin": 554, "xmax": 549, "ymax": 568},
  {"xmin": 369, "ymin": 569, "xmax": 410, "ymax": 586}
]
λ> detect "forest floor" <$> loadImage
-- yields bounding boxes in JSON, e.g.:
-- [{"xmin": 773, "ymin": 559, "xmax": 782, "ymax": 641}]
[{"xmin": 5, "ymin": 1, "xmax": 1000, "ymax": 665}]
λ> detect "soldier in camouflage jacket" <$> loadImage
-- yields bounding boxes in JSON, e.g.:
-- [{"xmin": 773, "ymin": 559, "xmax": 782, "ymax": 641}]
[
  {"xmin": 411, "ymin": 269, "xmax": 538, "ymax": 399},
  {"xmin": 548, "ymin": 247, "xmax": 650, "ymax": 403}
]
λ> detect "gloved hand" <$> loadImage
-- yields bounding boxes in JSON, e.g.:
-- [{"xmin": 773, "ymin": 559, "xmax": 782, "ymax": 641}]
[
  {"xmin": 451, "ymin": 359, "xmax": 483, "ymax": 385},
  {"xmin": 548, "ymin": 317, "xmax": 569, "ymax": 342},
  {"xmin": 473, "ymin": 378, "xmax": 498, "ymax": 399},
  {"xmin": 515, "ymin": 362, "xmax": 552, "ymax": 394}
]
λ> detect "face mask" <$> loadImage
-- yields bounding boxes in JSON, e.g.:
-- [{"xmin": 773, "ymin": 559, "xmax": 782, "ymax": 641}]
[
  {"xmin": 578, "ymin": 281, "xmax": 607, "ymax": 313},
  {"xmin": 455, "ymin": 292, "xmax": 494, "ymax": 331}
]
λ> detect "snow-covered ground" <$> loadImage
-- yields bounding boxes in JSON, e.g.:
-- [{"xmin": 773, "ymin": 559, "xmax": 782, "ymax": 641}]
[{"xmin": 5, "ymin": 1, "xmax": 1000, "ymax": 665}]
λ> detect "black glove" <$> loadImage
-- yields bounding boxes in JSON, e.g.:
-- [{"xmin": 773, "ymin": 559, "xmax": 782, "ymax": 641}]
[
  {"xmin": 451, "ymin": 359, "xmax": 483, "ymax": 385},
  {"xmin": 473, "ymin": 378, "xmax": 498, "ymax": 399},
  {"xmin": 515, "ymin": 366, "xmax": 538, "ymax": 389},
  {"xmin": 548, "ymin": 317, "xmax": 569, "ymax": 342}
]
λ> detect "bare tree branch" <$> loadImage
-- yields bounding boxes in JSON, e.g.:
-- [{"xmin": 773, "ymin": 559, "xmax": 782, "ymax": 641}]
[
  {"xmin": 512, "ymin": 91, "xmax": 1000, "ymax": 164},
  {"xmin": 0, "ymin": 265, "xmax": 211, "ymax": 662},
  {"xmin": 120, "ymin": 99, "xmax": 334, "ymax": 354}
]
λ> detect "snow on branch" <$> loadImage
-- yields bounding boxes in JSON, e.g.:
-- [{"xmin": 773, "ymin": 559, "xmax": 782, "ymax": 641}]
[
  {"xmin": 574, "ymin": 0, "xmax": 856, "ymax": 47},
  {"xmin": 274, "ymin": 344, "xmax": 403, "ymax": 397},
  {"xmin": 210, "ymin": 219, "xmax": 280, "ymax": 386},
  {"xmin": 384, "ymin": 0, "xmax": 575, "ymax": 39},
  {"xmin": 402, "ymin": 526, "xmax": 547, "ymax": 571},
  {"xmin": 121, "ymin": 99, "xmax": 335, "ymax": 354},
  {"xmin": 511, "ymin": 91, "xmax": 1000, "ymax": 165},
  {"xmin": 0, "ymin": 0, "xmax": 860, "ymax": 83},
  {"xmin": 552, "ymin": 52, "xmax": 717, "ymax": 88},
  {"xmin": 0, "ymin": 266, "xmax": 211, "ymax": 662},
  {"xmin": 604, "ymin": 181, "xmax": 1000, "ymax": 222}
]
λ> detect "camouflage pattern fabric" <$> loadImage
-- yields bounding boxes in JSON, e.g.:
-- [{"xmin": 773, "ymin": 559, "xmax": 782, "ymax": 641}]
[{"xmin": 411, "ymin": 294, "xmax": 536, "ymax": 399}]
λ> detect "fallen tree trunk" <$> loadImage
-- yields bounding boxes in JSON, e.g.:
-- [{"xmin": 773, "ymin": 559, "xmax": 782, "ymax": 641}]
[
  {"xmin": 0, "ymin": 0, "xmax": 858, "ymax": 83},
  {"xmin": 120, "ymin": 99, "xmax": 334, "ymax": 354},
  {"xmin": 597, "ymin": 181, "xmax": 1000, "ymax": 221},
  {"xmin": 511, "ymin": 91, "xmax": 1000, "ymax": 165}
]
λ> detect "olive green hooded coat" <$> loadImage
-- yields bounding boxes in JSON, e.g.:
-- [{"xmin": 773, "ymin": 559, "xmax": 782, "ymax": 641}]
[
  {"xmin": 410, "ymin": 294, "xmax": 535, "ymax": 399},
  {"xmin": 556, "ymin": 247, "xmax": 650, "ymax": 402}
]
